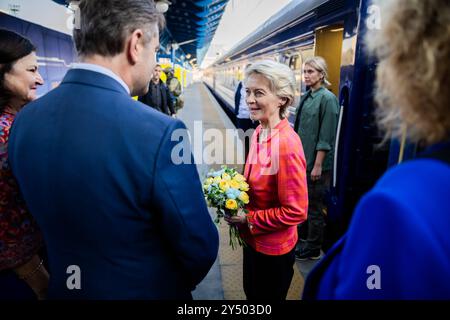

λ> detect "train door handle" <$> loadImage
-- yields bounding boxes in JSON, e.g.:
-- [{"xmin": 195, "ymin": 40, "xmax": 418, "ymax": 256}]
[{"xmin": 333, "ymin": 105, "xmax": 345, "ymax": 188}]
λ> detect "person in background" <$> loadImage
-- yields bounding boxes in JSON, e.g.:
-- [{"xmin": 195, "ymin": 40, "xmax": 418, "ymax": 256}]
[
  {"xmin": 138, "ymin": 64, "xmax": 175, "ymax": 116},
  {"xmin": 293, "ymin": 56, "xmax": 339, "ymax": 261},
  {"xmin": 0, "ymin": 29, "xmax": 48, "ymax": 300},
  {"xmin": 234, "ymin": 64, "xmax": 258, "ymax": 161},
  {"xmin": 7, "ymin": 0, "xmax": 218, "ymax": 299},
  {"xmin": 303, "ymin": 0, "xmax": 450, "ymax": 299},
  {"xmin": 226, "ymin": 60, "xmax": 308, "ymax": 300},
  {"xmin": 165, "ymin": 67, "xmax": 183, "ymax": 112}
]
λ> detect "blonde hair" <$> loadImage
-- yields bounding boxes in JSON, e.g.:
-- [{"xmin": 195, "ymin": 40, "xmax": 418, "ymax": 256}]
[
  {"xmin": 367, "ymin": 0, "xmax": 450, "ymax": 145},
  {"xmin": 304, "ymin": 56, "xmax": 331, "ymax": 87},
  {"xmin": 244, "ymin": 60, "xmax": 296, "ymax": 118}
]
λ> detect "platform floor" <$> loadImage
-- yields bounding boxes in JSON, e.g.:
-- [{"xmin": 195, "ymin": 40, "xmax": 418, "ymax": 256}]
[{"xmin": 178, "ymin": 83, "xmax": 321, "ymax": 300}]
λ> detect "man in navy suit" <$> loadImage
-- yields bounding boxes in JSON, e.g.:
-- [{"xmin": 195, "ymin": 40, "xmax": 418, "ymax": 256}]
[{"xmin": 8, "ymin": 0, "xmax": 218, "ymax": 299}]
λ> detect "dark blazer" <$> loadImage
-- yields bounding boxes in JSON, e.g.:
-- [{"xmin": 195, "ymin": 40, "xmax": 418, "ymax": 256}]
[
  {"xmin": 8, "ymin": 69, "xmax": 219, "ymax": 299},
  {"xmin": 138, "ymin": 80, "xmax": 175, "ymax": 116}
]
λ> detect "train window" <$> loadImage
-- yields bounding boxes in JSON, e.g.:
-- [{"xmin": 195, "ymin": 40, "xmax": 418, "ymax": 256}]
[
  {"xmin": 289, "ymin": 55, "xmax": 302, "ymax": 70},
  {"xmin": 288, "ymin": 54, "xmax": 303, "ymax": 101},
  {"xmin": 279, "ymin": 53, "xmax": 290, "ymax": 65},
  {"xmin": 301, "ymin": 48, "xmax": 315, "ymax": 62},
  {"xmin": 262, "ymin": 54, "xmax": 277, "ymax": 63}
]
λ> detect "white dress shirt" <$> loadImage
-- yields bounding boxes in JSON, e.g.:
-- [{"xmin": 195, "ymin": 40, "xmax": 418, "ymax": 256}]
[
  {"xmin": 237, "ymin": 82, "xmax": 250, "ymax": 119},
  {"xmin": 72, "ymin": 63, "xmax": 130, "ymax": 95}
]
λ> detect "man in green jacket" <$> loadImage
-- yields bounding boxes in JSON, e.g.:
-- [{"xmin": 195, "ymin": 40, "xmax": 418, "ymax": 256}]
[{"xmin": 165, "ymin": 67, "xmax": 183, "ymax": 112}]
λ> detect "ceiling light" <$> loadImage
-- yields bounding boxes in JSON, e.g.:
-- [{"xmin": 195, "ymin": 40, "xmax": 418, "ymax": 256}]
[{"xmin": 156, "ymin": 0, "xmax": 171, "ymax": 13}]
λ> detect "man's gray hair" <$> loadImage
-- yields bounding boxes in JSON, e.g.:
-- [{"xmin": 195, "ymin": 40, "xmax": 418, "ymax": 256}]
[{"xmin": 74, "ymin": 0, "xmax": 165, "ymax": 57}]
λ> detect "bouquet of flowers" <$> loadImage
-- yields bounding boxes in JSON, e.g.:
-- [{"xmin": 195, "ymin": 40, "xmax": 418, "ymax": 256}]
[{"xmin": 202, "ymin": 166, "xmax": 250, "ymax": 249}]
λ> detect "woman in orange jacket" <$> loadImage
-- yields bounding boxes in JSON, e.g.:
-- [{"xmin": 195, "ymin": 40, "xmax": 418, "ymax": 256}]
[{"xmin": 226, "ymin": 60, "xmax": 308, "ymax": 300}]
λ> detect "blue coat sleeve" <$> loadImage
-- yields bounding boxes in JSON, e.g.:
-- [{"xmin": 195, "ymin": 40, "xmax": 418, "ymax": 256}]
[
  {"xmin": 319, "ymin": 188, "xmax": 450, "ymax": 299},
  {"xmin": 152, "ymin": 120, "xmax": 219, "ymax": 290},
  {"xmin": 328, "ymin": 191, "xmax": 412, "ymax": 299}
]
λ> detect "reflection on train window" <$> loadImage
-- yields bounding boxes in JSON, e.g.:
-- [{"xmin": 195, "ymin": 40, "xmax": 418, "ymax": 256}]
[
  {"xmin": 289, "ymin": 55, "xmax": 302, "ymax": 70},
  {"xmin": 289, "ymin": 54, "xmax": 303, "ymax": 101}
]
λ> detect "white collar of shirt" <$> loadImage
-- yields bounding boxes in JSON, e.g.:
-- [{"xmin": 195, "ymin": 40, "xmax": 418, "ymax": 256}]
[{"xmin": 72, "ymin": 63, "xmax": 130, "ymax": 95}]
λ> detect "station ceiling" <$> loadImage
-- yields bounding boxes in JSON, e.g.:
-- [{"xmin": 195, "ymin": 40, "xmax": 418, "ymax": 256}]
[
  {"xmin": 52, "ymin": 0, "xmax": 229, "ymax": 66},
  {"xmin": 161, "ymin": 0, "xmax": 228, "ymax": 66}
]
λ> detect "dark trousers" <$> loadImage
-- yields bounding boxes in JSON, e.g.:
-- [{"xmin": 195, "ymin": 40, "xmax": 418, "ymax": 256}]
[
  {"xmin": 236, "ymin": 117, "xmax": 258, "ymax": 162},
  {"xmin": 298, "ymin": 171, "xmax": 331, "ymax": 251},
  {"xmin": 243, "ymin": 245, "xmax": 295, "ymax": 300},
  {"xmin": 0, "ymin": 270, "xmax": 35, "ymax": 300}
]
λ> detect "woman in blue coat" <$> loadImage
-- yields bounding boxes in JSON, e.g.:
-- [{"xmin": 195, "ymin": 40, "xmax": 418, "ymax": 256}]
[{"xmin": 303, "ymin": 0, "xmax": 450, "ymax": 299}]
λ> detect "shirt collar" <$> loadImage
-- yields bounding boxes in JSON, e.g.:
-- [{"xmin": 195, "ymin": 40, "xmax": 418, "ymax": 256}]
[
  {"xmin": 256, "ymin": 118, "xmax": 289, "ymax": 144},
  {"xmin": 309, "ymin": 86, "xmax": 324, "ymax": 98},
  {"xmin": 2, "ymin": 108, "xmax": 16, "ymax": 117},
  {"xmin": 72, "ymin": 63, "xmax": 130, "ymax": 94},
  {"xmin": 150, "ymin": 79, "xmax": 162, "ymax": 86}
]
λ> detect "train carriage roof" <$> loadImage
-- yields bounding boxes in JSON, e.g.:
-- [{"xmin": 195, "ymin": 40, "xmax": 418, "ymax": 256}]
[{"xmin": 214, "ymin": 0, "xmax": 334, "ymax": 65}]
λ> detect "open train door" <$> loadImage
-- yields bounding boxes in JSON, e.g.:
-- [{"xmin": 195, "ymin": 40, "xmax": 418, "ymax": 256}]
[
  {"xmin": 324, "ymin": 0, "xmax": 392, "ymax": 251},
  {"xmin": 312, "ymin": 25, "xmax": 345, "ymax": 250},
  {"xmin": 314, "ymin": 25, "xmax": 344, "ymax": 96}
]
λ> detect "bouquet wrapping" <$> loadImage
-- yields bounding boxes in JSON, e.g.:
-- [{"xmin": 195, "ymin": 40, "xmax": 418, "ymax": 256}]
[{"xmin": 202, "ymin": 166, "xmax": 250, "ymax": 249}]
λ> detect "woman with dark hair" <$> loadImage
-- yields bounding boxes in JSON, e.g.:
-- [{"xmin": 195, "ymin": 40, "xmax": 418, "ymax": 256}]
[{"xmin": 0, "ymin": 29, "xmax": 47, "ymax": 299}]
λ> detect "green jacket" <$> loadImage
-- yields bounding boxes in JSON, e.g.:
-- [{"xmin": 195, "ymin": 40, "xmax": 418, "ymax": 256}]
[{"xmin": 294, "ymin": 87, "xmax": 339, "ymax": 172}]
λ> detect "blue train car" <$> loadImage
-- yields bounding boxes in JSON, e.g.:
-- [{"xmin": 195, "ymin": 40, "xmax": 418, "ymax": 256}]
[
  {"xmin": 205, "ymin": 0, "xmax": 411, "ymax": 248},
  {"xmin": 0, "ymin": 12, "xmax": 76, "ymax": 96}
]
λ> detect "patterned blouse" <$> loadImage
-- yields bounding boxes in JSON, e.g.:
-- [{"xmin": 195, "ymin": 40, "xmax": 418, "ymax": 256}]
[
  {"xmin": 242, "ymin": 118, "xmax": 308, "ymax": 256},
  {"xmin": 0, "ymin": 110, "xmax": 43, "ymax": 270}
]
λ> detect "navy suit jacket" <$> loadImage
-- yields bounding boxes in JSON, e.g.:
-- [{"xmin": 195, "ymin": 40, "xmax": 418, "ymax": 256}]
[{"xmin": 8, "ymin": 69, "xmax": 219, "ymax": 299}]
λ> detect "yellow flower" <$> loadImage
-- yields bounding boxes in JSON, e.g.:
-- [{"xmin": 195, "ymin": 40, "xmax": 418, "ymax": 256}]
[
  {"xmin": 238, "ymin": 191, "xmax": 249, "ymax": 204},
  {"xmin": 204, "ymin": 177, "xmax": 214, "ymax": 186},
  {"xmin": 233, "ymin": 174, "xmax": 245, "ymax": 182},
  {"xmin": 229, "ymin": 180, "xmax": 241, "ymax": 190},
  {"xmin": 225, "ymin": 199, "xmax": 238, "ymax": 210},
  {"xmin": 213, "ymin": 176, "xmax": 221, "ymax": 184},
  {"xmin": 240, "ymin": 182, "xmax": 249, "ymax": 191},
  {"xmin": 219, "ymin": 180, "xmax": 230, "ymax": 191},
  {"xmin": 221, "ymin": 172, "xmax": 231, "ymax": 181}
]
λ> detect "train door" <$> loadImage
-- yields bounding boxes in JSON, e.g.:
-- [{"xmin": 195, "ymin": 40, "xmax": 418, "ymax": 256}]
[
  {"xmin": 325, "ymin": 2, "xmax": 392, "ymax": 250},
  {"xmin": 314, "ymin": 25, "xmax": 344, "ymax": 96},
  {"xmin": 312, "ymin": 25, "xmax": 346, "ymax": 250}
]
